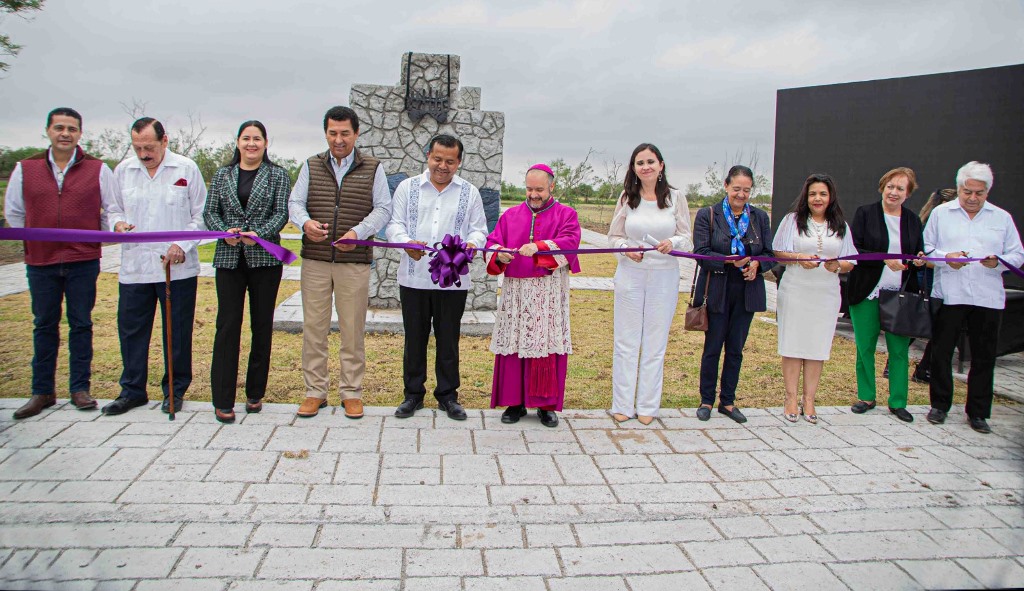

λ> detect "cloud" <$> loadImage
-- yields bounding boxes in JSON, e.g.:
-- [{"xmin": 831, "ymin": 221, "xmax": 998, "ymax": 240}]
[{"xmin": 656, "ymin": 24, "xmax": 824, "ymax": 75}]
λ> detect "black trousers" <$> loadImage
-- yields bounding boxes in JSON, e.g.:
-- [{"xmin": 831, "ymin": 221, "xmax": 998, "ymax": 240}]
[
  {"xmin": 211, "ymin": 261, "xmax": 283, "ymax": 409},
  {"xmin": 699, "ymin": 272, "xmax": 754, "ymax": 407},
  {"xmin": 929, "ymin": 304, "xmax": 1001, "ymax": 419},
  {"xmin": 399, "ymin": 286, "xmax": 468, "ymax": 403}
]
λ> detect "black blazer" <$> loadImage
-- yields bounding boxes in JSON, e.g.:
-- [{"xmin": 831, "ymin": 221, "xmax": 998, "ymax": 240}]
[
  {"xmin": 847, "ymin": 201, "xmax": 924, "ymax": 306},
  {"xmin": 692, "ymin": 204, "xmax": 773, "ymax": 314}
]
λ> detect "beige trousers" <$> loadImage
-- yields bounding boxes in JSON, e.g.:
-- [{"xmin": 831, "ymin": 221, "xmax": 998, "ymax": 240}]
[{"xmin": 300, "ymin": 259, "xmax": 370, "ymax": 400}]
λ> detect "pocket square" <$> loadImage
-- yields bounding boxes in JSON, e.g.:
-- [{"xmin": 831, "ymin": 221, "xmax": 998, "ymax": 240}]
[{"xmin": 173, "ymin": 178, "xmax": 188, "ymax": 187}]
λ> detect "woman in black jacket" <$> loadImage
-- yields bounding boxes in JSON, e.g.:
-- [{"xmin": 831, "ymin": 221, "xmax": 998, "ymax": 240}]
[
  {"xmin": 692, "ymin": 165, "xmax": 773, "ymax": 423},
  {"xmin": 847, "ymin": 167, "xmax": 925, "ymax": 422}
]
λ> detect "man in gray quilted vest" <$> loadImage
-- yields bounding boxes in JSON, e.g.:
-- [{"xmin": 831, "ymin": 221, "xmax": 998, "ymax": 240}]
[{"xmin": 287, "ymin": 106, "xmax": 392, "ymax": 419}]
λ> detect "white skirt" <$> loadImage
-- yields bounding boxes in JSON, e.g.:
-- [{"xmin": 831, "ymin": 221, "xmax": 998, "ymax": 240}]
[{"xmin": 777, "ymin": 264, "xmax": 842, "ymax": 361}]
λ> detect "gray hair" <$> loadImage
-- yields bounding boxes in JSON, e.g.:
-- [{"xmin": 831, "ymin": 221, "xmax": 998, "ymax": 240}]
[{"xmin": 956, "ymin": 161, "xmax": 994, "ymax": 191}]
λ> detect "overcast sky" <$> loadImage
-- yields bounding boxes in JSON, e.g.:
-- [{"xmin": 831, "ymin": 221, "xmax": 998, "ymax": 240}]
[{"xmin": 1, "ymin": 0, "xmax": 1022, "ymax": 189}]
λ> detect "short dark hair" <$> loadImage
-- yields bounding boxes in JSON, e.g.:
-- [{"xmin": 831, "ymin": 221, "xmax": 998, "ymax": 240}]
[
  {"xmin": 131, "ymin": 117, "xmax": 166, "ymax": 140},
  {"xmin": 47, "ymin": 107, "xmax": 82, "ymax": 129},
  {"xmin": 725, "ymin": 165, "xmax": 755, "ymax": 186},
  {"xmin": 427, "ymin": 134, "xmax": 464, "ymax": 160},
  {"xmin": 323, "ymin": 106, "xmax": 359, "ymax": 133}
]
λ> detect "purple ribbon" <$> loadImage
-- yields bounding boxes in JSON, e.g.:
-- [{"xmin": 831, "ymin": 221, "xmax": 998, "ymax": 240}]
[
  {"xmin": 0, "ymin": 228, "xmax": 298, "ymax": 265},
  {"xmin": 429, "ymin": 234, "xmax": 474, "ymax": 288},
  {"xmin": 333, "ymin": 235, "xmax": 1024, "ymax": 283}
]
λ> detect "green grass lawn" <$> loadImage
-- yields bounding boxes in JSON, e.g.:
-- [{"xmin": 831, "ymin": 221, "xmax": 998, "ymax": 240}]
[{"xmin": 0, "ymin": 273, "xmax": 964, "ymax": 410}]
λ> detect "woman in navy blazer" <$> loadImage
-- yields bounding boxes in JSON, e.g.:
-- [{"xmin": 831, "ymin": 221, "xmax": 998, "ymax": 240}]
[
  {"xmin": 692, "ymin": 165, "xmax": 773, "ymax": 423},
  {"xmin": 847, "ymin": 167, "xmax": 925, "ymax": 422}
]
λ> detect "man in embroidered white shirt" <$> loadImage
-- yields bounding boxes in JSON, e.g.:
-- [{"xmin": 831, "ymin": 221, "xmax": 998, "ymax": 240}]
[
  {"xmin": 386, "ymin": 135, "xmax": 488, "ymax": 420},
  {"xmin": 924, "ymin": 161, "xmax": 1024, "ymax": 433},
  {"xmin": 102, "ymin": 117, "xmax": 207, "ymax": 416}
]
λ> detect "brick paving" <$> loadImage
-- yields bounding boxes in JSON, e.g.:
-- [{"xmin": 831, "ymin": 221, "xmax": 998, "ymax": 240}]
[
  {"xmin": 0, "ymin": 400, "xmax": 1021, "ymax": 590},
  {"xmin": 2, "ymin": 229, "xmax": 1023, "ymax": 589}
]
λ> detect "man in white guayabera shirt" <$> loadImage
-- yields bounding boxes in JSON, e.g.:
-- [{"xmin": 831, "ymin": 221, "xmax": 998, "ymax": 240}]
[
  {"xmin": 103, "ymin": 117, "xmax": 207, "ymax": 417},
  {"xmin": 386, "ymin": 134, "xmax": 487, "ymax": 421},
  {"xmin": 924, "ymin": 161, "xmax": 1024, "ymax": 434}
]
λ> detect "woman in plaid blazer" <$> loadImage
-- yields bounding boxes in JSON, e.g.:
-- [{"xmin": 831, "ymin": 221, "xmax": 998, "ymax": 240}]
[{"xmin": 203, "ymin": 120, "xmax": 291, "ymax": 423}]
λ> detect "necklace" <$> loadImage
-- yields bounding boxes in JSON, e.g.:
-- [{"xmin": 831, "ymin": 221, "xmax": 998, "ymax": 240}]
[{"xmin": 809, "ymin": 219, "xmax": 828, "ymax": 255}]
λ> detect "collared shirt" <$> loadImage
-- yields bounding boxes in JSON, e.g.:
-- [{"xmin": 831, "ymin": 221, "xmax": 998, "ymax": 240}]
[
  {"xmin": 4, "ymin": 150, "xmax": 118, "ymax": 231},
  {"xmin": 924, "ymin": 199, "xmax": 1024, "ymax": 309},
  {"xmin": 386, "ymin": 171, "xmax": 488, "ymax": 290},
  {"xmin": 108, "ymin": 149, "xmax": 207, "ymax": 284},
  {"xmin": 287, "ymin": 151, "xmax": 392, "ymax": 239}
]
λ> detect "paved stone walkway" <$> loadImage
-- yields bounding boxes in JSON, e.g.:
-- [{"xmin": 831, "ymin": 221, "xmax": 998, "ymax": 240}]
[{"xmin": 0, "ymin": 400, "xmax": 1022, "ymax": 590}]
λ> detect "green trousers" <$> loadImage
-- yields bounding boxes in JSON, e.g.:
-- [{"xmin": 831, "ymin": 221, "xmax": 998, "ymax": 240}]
[{"xmin": 849, "ymin": 298, "xmax": 909, "ymax": 409}]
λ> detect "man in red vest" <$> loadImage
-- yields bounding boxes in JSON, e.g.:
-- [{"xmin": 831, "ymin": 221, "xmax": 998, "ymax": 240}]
[{"xmin": 3, "ymin": 107, "xmax": 118, "ymax": 419}]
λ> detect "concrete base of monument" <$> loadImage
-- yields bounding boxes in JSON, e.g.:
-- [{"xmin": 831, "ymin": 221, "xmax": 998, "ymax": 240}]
[{"xmin": 272, "ymin": 290, "xmax": 496, "ymax": 336}]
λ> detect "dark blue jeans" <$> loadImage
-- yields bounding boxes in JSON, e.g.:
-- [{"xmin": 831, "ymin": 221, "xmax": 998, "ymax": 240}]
[
  {"xmin": 699, "ymin": 273, "xmax": 754, "ymax": 407},
  {"xmin": 26, "ymin": 259, "xmax": 100, "ymax": 395},
  {"xmin": 117, "ymin": 276, "xmax": 197, "ymax": 402}
]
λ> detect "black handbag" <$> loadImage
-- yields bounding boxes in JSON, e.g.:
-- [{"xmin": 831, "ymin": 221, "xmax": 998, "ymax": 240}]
[{"xmin": 878, "ymin": 271, "xmax": 942, "ymax": 339}]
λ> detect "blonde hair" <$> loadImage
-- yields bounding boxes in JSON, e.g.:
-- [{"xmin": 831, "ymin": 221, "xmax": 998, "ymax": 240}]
[{"xmin": 919, "ymin": 188, "xmax": 957, "ymax": 225}]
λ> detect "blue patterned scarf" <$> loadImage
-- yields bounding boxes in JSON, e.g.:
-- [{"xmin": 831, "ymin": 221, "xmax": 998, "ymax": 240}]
[{"xmin": 722, "ymin": 199, "xmax": 750, "ymax": 256}]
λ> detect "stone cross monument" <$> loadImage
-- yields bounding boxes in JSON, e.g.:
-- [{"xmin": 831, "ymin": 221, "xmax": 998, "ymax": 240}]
[{"xmin": 351, "ymin": 52, "xmax": 504, "ymax": 311}]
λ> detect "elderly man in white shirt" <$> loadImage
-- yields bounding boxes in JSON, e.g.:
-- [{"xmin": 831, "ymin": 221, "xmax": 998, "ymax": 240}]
[
  {"xmin": 386, "ymin": 135, "xmax": 488, "ymax": 421},
  {"xmin": 924, "ymin": 161, "xmax": 1024, "ymax": 433},
  {"xmin": 102, "ymin": 117, "xmax": 208, "ymax": 416}
]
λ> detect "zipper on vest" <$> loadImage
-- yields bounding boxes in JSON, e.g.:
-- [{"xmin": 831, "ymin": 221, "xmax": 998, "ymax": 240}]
[{"xmin": 330, "ymin": 168, "xmax": 342, "ymax": 264}]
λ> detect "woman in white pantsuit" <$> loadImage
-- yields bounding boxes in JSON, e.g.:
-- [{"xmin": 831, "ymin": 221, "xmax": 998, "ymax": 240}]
[
  {"xmin": 773, "ymin": 174, "xmax": 857, "ymax": 424},
  {"xmin": 608, "ymin": 143, "xmax": 693, "ymax": 424}
]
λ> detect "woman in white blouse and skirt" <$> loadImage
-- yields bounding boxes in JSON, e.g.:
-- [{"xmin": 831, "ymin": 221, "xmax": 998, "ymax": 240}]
[
  {"xmin": 772, "ymin": 174, "xmax": 857, "ymax": 424},
  {"xmin": 608, "ymin": 143, "xmax": 693, "ymax": 424}
]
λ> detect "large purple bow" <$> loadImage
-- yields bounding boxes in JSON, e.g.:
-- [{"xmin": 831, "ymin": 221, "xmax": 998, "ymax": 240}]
[{"xmin": 428, "ymin": 234, "xmax": 474, "ymax": 288}]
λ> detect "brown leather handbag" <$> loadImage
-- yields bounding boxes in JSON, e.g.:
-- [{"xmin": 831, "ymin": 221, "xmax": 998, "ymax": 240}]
[{"xmin": 684, "ymin": 266, "xmax": 710, "ymax": 331}]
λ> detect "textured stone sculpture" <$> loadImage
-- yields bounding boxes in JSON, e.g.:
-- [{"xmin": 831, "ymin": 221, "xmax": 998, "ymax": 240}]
[{"xmin": 351, "ymin": 52, "xmax": 504, "ymax": 310}]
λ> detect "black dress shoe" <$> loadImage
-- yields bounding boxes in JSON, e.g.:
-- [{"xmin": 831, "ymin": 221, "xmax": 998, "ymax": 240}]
[
  {"xmin": 538, "ymin": 409, "xmax": 559, "ymax": 428},
  {"xmin": 717, "ymin": 404, "xmax": 747, "ymax": 424},
  {"xmin": 889, "ymin": 407, "xmax": 914, "ymax": 423},
  {"xmin": 926, "ymin": 407, "xmax": 947, "ymax": 425},
  {"xmin": 102, "ymin": 396, "xmax": 148, "ymax": 416},
  {"xmin": 851, "ymin": 400, "xmax": 877, "ymax": 414},
  {"xmin": 882, "ymin": 359, "xmax": 889, "ymax": 379},
  {"xmin": 161, "ymin": 397, "xmax": 185, "ymax": 414},
  {"xmin": 439, "ymin": 399, "xmax": 467, "ymax": 421},
  {"xmin": 501, "ymin": 405, "xmax": 527, "ymax": 424},
  {"xmin": 968, "ymin": 416, "xmax": 992, "ymax": 434},
  {"xmin": 911, "ymin": 367, "xmax": 930, "ymax": 384},
  {"xmin": 696, "ymin": 406, "xmax": 711, "ymax": 421},
  {"xmin": 395, "ymin": 397, "xmax": 424, "ymax": 418}
]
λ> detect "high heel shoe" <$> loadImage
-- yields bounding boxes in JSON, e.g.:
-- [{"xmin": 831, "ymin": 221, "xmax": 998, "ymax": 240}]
[
  {"xmin": 801, "ymin": 396, "xmax": 818, "ymax": 424},
  {"xmin": 784, "ymin": 392, "xmax": 799, "ymax": 423}
]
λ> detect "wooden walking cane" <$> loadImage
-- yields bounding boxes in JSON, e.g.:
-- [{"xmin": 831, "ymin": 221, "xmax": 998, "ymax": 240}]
[{"xmin": 163, "ymin": 256, "xmax": 176, "ymax": 421}]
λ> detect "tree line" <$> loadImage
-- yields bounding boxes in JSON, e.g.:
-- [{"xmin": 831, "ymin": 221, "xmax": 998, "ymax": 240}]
[{"xmin": 501, "ymin": 147, "xmax": 773, "ymax": 210}]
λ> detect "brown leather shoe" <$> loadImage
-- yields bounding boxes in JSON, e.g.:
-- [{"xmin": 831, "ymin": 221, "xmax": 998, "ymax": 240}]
[
  {"xmin": 70, "ymin": 391, "xmax": 98, "ymax": 410},
  {"xmin": 245, "ymin": 398, "xmax": 263, "ymax": 413},
  {"xmin": 215, "ymin": 408, "xmax": 236, "ymax": 423},
  {"xmin": 13, "ymin": 394, "xmax": 56, "ymax": 419},
  {"xmin": 342, "ymin": 398, "xmax": 364, "ymax": 419},
  {"xmin": 297, "ymin": 397, "xmax": 327, "ymax": 418}
]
